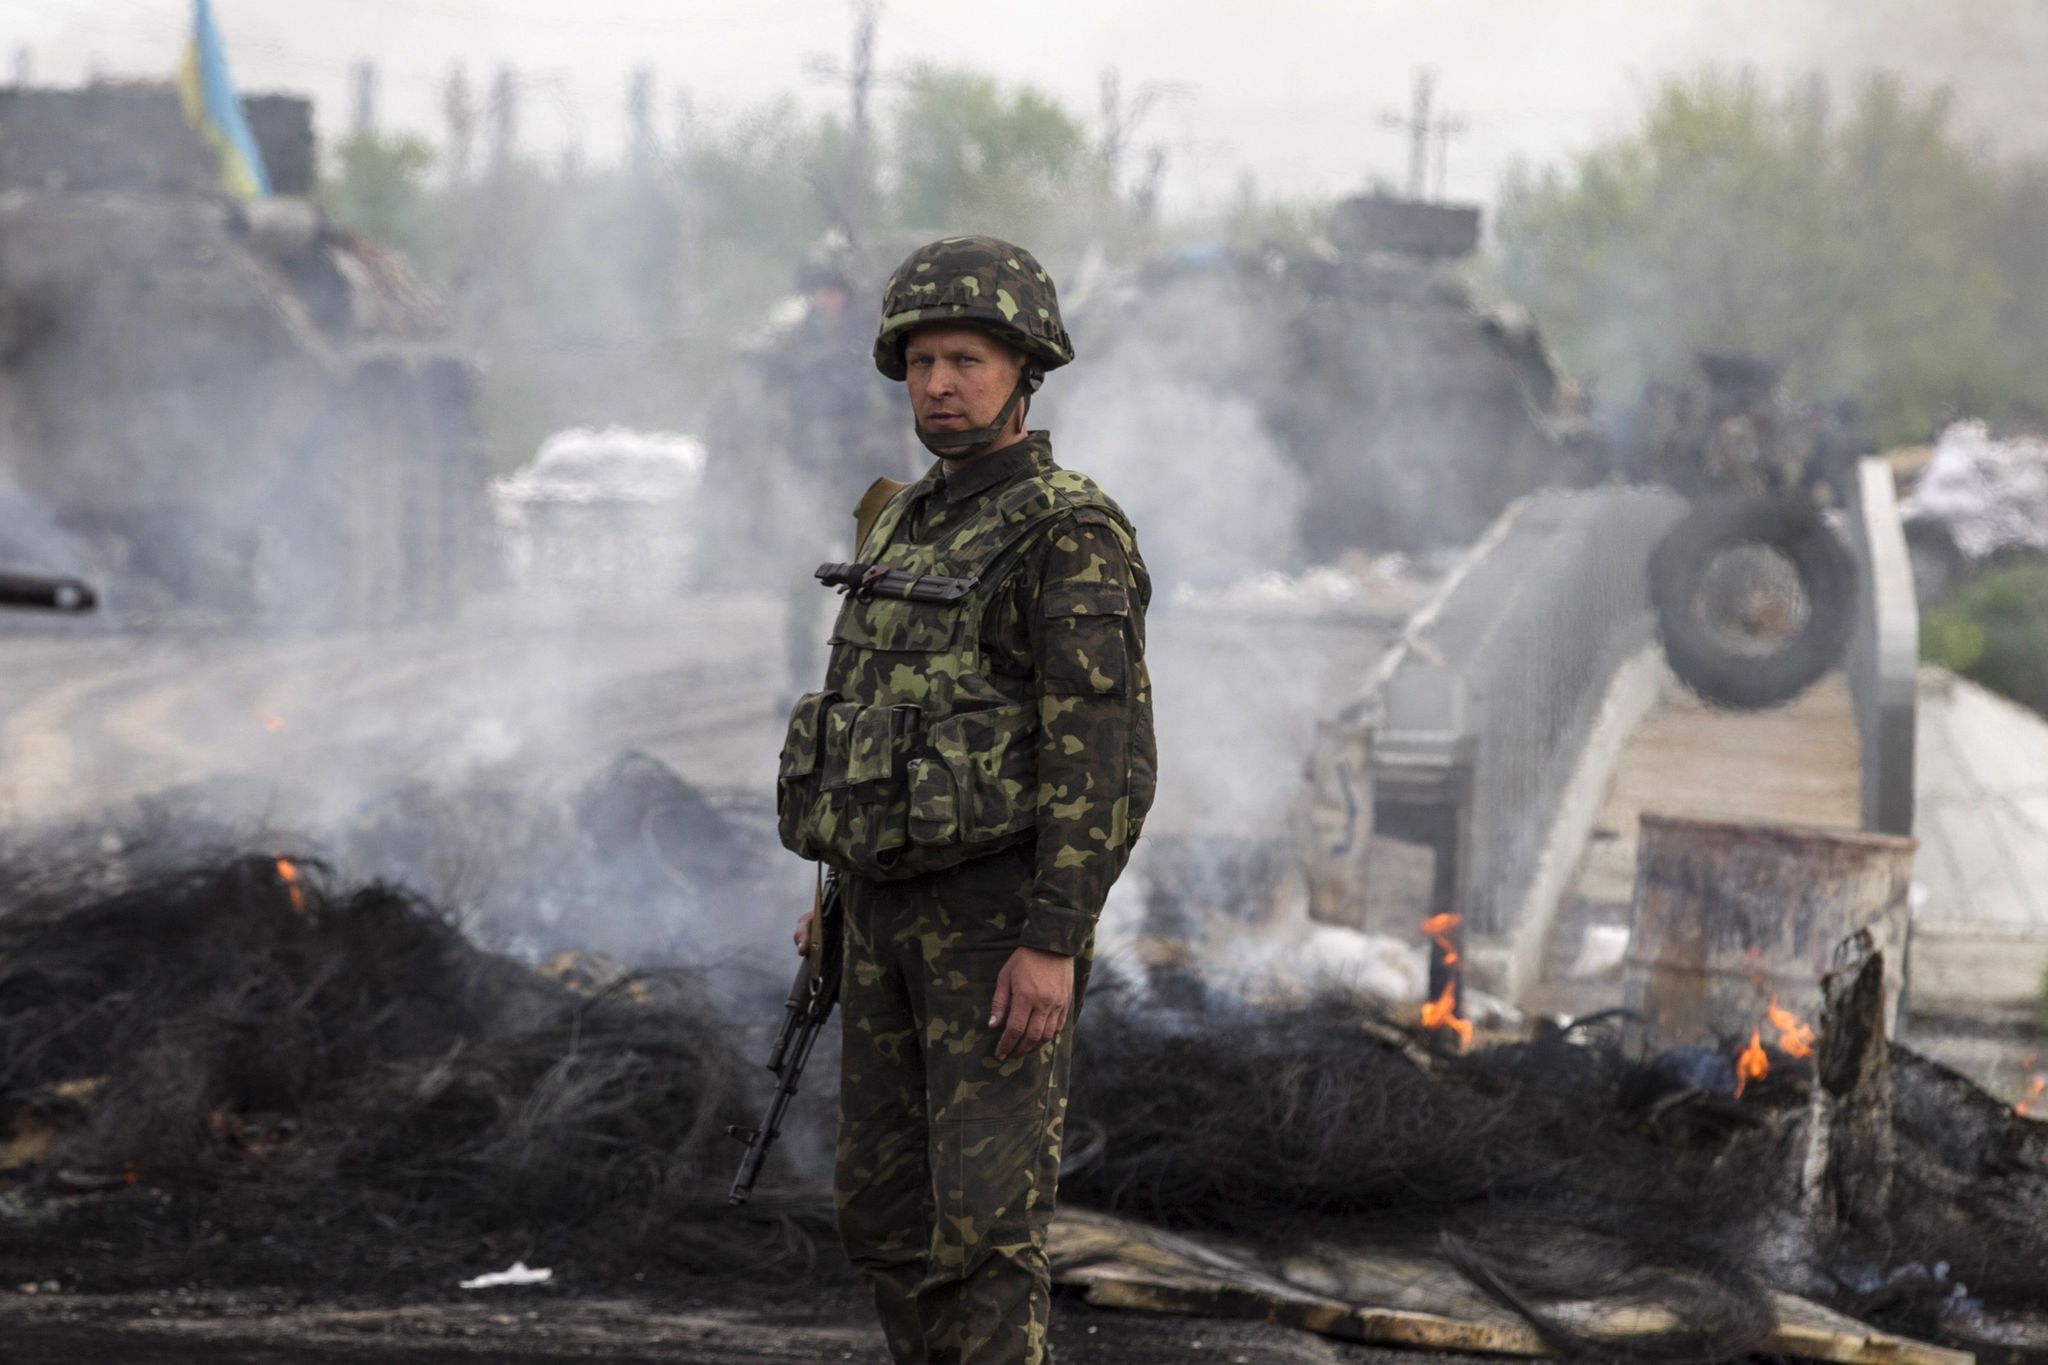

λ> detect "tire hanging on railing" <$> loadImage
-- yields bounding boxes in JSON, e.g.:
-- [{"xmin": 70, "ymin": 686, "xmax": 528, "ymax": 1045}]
[{"xmin": 1649, "ymin": 496, "xmax": 1858, "ymax": 711}]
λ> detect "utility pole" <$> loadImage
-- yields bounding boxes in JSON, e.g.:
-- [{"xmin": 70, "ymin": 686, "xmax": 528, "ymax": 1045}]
[
  {"xmin": 1100, "ymin": 69, "xmax": 1126, "ymax": 184},
  {"xmin": 487, "ymin": 66, "xmax": 519, "ymax": 174},
  {"xmin": 442, "ymin": 63, "xmax": 476, "ymax": 183},
  {"xmin": 805, "ymin": 0, "xmax": 883, "ymax": 242},
  {"xmin": 1380, "ymin": 69, "xmax": 1465, "ymax": 201},
  {"xmin": 349, "ymin": 59, "xmax": 379, "ymax": 136},
  {"xmin": 1432, "ymin": 120, "xmax": 1458, "ymax": 201},
  {"xmin": 1132, "ymin": 145, "xmax": 1169, "ymax": 224},
  {"xmin": 1098, "ymin": 67, "xmax": 1189, "ymax": 194},
  {"xmin": 627, "ymin": 66, "xmax": 656, "ymax": 173}
]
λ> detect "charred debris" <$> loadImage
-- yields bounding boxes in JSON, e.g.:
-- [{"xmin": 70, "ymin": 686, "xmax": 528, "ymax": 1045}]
[{"xmin": 0, "ymin": 821, "xmax": 2043, "ymax": 1361}]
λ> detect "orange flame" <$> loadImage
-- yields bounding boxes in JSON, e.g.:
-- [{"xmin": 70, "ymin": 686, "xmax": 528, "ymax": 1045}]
[
  {"xmin": 1420, "ymin": 912, "xmax": 1461, "ymax": 967},
  {"xmin": 262, "ymin": 714, "xmax": 286, "ymax": 734},
  {"xmin": 1765, "ymin": 996, "xmax": 1816, "ymax": 1059},
  {"xmin": 2019, "ymin": 1071, "xmax": 2046, "ymax": 1118},
  {"xmin": 1734, "ymin": 1029, "xmax": 1769, "ymax": 1097},
  {"xmin": 1420, "ymin": 980, "xmax": 1473, "ymax": 1051},
  {"xmin": 275, "ymin": 858, "xmax": 306, "ymax": 915}
]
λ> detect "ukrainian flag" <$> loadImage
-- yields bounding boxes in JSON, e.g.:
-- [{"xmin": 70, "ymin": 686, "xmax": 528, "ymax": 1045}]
[{"xmin": 176, "ymin": 0, "xmax": 270, "ymax": 198}]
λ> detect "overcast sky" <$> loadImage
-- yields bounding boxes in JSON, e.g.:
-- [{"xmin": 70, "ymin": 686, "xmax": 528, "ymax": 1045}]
[{"xmin": 9, "ymin": 1, "xmax": 2046, "ymax": 210}]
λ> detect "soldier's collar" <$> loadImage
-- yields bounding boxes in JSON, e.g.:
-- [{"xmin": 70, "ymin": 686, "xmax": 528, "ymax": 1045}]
[{"xmin": 933, "ymin": 430, "xmax": 1055, "ymax": 505}]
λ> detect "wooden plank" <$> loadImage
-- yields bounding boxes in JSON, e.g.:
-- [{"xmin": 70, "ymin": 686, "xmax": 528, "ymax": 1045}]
[
  {"xmin": 1049, "ymin": 1210, "xmax": 1973, "ymax": 1365},
  {"xmin": 1070, "ymin": 1267, "xmax": 1548, "ymax": 1358},
  {"xmin": 1766, "ymin": 1293, "xmax": 1976, "ymax": 1365}
]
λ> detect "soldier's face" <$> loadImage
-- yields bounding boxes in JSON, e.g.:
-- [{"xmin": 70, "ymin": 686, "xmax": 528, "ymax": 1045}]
[{"xmin": 903, "ymin": 325, "xmax": 1027, "ymax": 437}]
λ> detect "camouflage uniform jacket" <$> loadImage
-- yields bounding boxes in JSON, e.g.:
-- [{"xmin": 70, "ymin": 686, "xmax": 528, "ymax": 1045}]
[{"xmin": 777, "ymin": 431, "xmax": 1154, "ymax": 956}]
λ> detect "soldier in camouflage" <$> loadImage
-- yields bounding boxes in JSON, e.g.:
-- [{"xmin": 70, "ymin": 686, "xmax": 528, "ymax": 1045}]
[{"xmin": 779, "ymin": 236, "xmax": 1155, "ymax": 1364}]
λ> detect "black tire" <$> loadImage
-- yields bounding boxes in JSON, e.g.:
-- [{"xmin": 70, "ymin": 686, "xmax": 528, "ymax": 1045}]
[{"xmin": 1649, "ymin": 496, "xmax": 1857, "ymax": 710}]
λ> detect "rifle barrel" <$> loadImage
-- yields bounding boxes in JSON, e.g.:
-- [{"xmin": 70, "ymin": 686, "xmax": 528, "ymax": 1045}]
[
  {"xmin": 728, "ymin": 874, "xmax": 844, "ymax": 1205},
  {"xmin": 0, "ymin": 572, "xmax": 97, "ymax": 613}
]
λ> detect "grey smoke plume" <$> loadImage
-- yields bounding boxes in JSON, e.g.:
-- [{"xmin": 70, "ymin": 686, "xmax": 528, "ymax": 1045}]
[
  {"xmin": 1683, "ymin": 0, "xmax": 2048, "ymax": 164},
  {"xmin": 1050, "ymin": 276, "xmax": 1308, "ymax": 592},
  {"xmin": 0, "ymin": 478, "xmax": 101, "ymax": 578}
]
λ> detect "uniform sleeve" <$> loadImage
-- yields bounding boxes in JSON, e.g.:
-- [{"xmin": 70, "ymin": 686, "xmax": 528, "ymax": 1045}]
[{"xmin": 1019, "ymin": 511, "xmax": 1153, "ymax": 957}]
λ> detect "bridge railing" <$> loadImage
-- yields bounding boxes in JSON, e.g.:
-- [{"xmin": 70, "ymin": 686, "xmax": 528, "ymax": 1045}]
[
  {"xmin": 1845, "ymin": 457, "xmax": 1919, "ymax": 837},
  {"xmin": 1338, "ymin": 488, "xmax": 1685, "ymax": 941}
]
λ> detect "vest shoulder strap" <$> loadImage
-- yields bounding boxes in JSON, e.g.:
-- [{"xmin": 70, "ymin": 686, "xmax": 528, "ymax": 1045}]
[
  {"xmin": 852, "ymin": 477, "xmax": 913, "ymax": 558},
  {"xmin": 859, "ymin": 466, "xmax": 1133, "ymax": 577}
]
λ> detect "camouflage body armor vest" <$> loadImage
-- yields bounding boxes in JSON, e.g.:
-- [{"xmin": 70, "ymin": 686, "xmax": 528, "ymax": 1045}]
[{"xmin": 777, "ymin": 467, "xmax": 1136, "ymax": 880}]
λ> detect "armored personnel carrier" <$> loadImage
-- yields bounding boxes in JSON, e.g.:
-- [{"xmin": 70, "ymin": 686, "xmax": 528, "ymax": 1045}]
[{"xmin": 0, "ymin": 84, "xmax": 485, "ymax": 625}]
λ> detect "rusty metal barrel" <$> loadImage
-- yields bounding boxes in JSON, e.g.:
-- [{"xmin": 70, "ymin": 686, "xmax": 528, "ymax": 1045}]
[{"xmin": 1623, "ymin": 814, "xmax": 1916, "ymax": 1041}]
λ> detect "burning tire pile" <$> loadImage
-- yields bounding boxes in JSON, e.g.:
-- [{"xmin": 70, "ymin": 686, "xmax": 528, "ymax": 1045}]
[
  {"xmin": 2, "ymin": 842, "xmax": 2045, "ymax": 1359},
  {"xmin": 0, "ymin": 851, "xmax": 832, "ymax": 1295}
]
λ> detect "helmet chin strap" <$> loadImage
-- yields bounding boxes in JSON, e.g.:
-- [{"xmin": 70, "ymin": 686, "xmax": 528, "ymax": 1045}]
[{"xmin": 914, "ymin": 368, "xmax": 1040, "ymax": 461}]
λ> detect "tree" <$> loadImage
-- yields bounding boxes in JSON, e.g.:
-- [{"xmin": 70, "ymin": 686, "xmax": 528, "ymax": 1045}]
[
  {"xmin": 320, "ymin": 131, "xmax": 443, "ymax": 267},
  {"xmin": 679, "ymin": 97, "xmax": 846, "ymax": 327},
  {"xmin": 882, "ymin": 68, "xmax": 1144, "ymax": 264},
  {"xmin": 889, "ymin": 69, "xmax": 1091, "ymax": 227},
  {"xmin": 1922, "ymin": 561, "xmax": 2048, "ymax": 718},
  {"xmin": 310, "ymin": 69, "xmax": 1176, "ymax": 472},
  {"xmin": 1490, "ymin": 71, "xmax": 2028, "ymax": 446}
]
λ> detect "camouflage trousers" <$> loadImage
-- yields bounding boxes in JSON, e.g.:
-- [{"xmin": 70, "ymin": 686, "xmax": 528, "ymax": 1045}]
[{"xmin": 836, "ymin": 842, "xmax": 1089, "ymax": 1365}]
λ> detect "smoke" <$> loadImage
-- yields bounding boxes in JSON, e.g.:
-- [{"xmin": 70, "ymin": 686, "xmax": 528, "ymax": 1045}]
[
  {"xmin": 1051, "ymin": 275, "xmax": 1308, "ymax": 591},
  {"xmin": 0, "ymin": 477, "xmax": 100, "ymax": 579},
  {"xmin": 1678, "ymin": 0, "xmax": 2048, "ymax": 164},
  {"xmin": 0, "ymin": 82, "xmax": 1487, "ymax": 1004},
  {"xmin": 0, "ymin": 87, "xmax": 820, "ymax": 979},
  {"xmin": 1043, "ymin": 271, "xmax": 1424, "ymax": 985}
]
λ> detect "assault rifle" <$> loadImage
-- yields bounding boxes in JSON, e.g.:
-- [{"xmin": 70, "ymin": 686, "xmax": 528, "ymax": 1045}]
[
  {"xmin": 728, "ymin": 871, "xmax": 845, "ymax": 1205},
  {"xmin": 1, "ymin": 571, "xmax": 96, "ymax": 613},
  {"xmin": 816, "ymin": 562, "xmax": 976, "ymax": 604}
]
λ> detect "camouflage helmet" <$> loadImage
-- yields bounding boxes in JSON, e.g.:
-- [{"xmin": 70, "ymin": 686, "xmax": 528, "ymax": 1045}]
[{"xmin": 872, "ymin": 235, "xmax": 1074, "ymax": 381}]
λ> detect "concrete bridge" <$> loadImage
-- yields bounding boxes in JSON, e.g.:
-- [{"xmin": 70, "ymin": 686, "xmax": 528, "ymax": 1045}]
[{"xmin": 1312, "ymin": 461, "xmax": 2042, "ymax": 1098}]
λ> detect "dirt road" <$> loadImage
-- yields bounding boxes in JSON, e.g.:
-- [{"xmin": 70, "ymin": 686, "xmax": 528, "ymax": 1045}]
[
  {"xmin": 0, "ymin": 1286, "xmax": 1478, "ymax": 1363},
  {"xmin": 0, "ymin": 596, "xmax": 787, "ymax": 829},
  {"xmin": 0, "ymin": 590, "xmax": 1399, "ymax": 842}
]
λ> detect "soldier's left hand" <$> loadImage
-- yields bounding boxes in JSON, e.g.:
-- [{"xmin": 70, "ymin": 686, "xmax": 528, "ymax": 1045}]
[{"xmin": 989, "ymin": 946, "xmax": 1074, "ymax": 1061}]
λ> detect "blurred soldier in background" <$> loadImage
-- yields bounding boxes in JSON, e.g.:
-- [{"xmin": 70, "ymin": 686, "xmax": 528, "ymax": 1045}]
[{"xmin": 698, "ymin": 235, "xmax": 915, "ymax": 698}]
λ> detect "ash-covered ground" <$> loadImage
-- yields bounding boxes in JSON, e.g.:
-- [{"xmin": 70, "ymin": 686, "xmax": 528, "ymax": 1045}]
[{"xmin": 2, "ymin": 819, "xmax": 2045, "ymax": 1364}]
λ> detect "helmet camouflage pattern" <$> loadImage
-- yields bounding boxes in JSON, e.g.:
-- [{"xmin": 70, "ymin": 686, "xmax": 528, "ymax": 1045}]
[{"xmin": 872, "ymin": 235, "xmax": 1074, "ymax": 381}]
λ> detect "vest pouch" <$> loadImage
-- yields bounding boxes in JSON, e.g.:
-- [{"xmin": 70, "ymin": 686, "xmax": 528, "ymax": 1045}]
[
  {"xmin": 906, "ymin": 757, "xmax": 958, "ymax": 845},
  {"xmin": 824, "ymin": 701, "xmax": 910, "ymax": 788},
  {"xmin": 775, "ymin": 691, "xmax": 833, "ymax": 858},
  {"xmin": 925, "ymin": 701, "xmax": 1038, "ymax": 844},
  {"xmin": 792, "ymin": 700, "xmax": 919, "ymax": 876}
]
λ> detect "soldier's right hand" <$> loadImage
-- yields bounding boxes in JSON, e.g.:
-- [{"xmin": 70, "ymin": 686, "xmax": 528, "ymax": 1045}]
[{"xmin": 794, "ymin": 911, "xmax": 815, "ymax": 957}]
